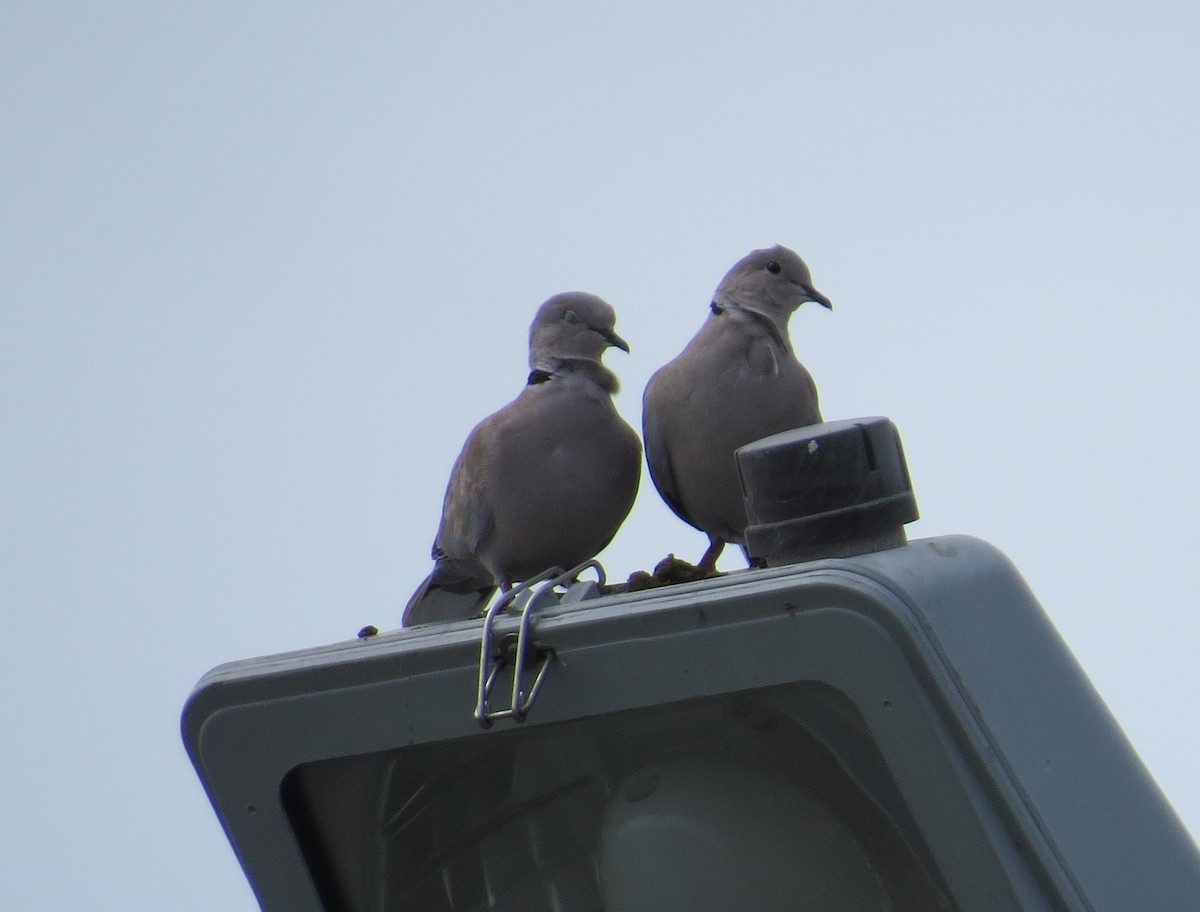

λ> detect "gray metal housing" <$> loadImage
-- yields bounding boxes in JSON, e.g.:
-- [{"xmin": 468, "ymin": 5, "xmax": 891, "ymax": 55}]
[{"xmin": 182, "ymin": 535, "xmax": 1200, "ymax": 911}]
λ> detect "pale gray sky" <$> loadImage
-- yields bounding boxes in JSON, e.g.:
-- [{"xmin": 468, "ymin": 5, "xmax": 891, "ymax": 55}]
[{"xmin": 3, "ymin": 3, "xmax": 1198, "ymax": 908}]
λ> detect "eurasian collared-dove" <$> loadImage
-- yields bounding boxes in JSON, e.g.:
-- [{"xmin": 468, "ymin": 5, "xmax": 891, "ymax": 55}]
[
  {"xmin": 403, "ymin": 292, "xmax": 641, "ymax": 625},
  {"xmin": 642, "ymin": 245, "xmax": 832, "ymax": 571}
]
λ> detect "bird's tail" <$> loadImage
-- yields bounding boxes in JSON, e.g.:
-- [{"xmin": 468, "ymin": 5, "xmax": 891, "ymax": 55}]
[{"xmin": 402, "ymin": 572, "xmax": 495, "ymax": 626}]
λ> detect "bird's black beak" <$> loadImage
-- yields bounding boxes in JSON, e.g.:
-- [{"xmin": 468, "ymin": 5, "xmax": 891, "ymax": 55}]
[
  {"xmin": 804, "ymin": 285, "xmax": 833, "ymax": 310},
  {"xmin": 602, "ymin": 328, "xmax": 631, "ymax": 353}
]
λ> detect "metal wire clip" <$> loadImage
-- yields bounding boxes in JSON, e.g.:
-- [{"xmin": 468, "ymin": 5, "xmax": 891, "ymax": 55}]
[{"xmin": 474, "ymin": 560, "xmax": 605, "ymax": 726}]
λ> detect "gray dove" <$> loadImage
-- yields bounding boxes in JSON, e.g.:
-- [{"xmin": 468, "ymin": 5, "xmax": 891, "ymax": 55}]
[
  {"xmin": 403, "ymin": 292, "xmax": 641, "ymax": 625},
  {"xmin": 642, "ymin": 245, "xmax": 831, "ymax": 571}
]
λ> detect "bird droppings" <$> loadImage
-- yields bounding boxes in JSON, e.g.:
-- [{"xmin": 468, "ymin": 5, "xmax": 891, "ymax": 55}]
[{"xmin": 602, "ymin": 553, "xmax": 723, "ymax": 594}]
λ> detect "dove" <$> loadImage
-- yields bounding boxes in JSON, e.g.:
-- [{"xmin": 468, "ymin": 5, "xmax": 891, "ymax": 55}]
[
  {"xmin": 642, "ymin": 245, "xmax": 831, "ymax": 571},
  {"xmin": 403, "ymin": 292, "xmax": 641, "ymax": 625}
]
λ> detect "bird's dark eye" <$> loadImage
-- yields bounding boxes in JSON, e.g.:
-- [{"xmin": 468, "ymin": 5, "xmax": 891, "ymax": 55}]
[
  {"xmin": 765, "ymin": 261, "xmax": 782, "ymax": 275},
  {"xmin": 564, "ymin": 309, "xmax": 580, "ymax": 324}
]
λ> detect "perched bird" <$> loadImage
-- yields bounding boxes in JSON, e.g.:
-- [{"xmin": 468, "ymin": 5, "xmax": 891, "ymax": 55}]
[
  {"xmin": 403, "ymin": 292, "xmax": 641, "ymax": 625},
  {"xmin": 642, "ymin": 245, "xmax": 832, "ymax": 570}
]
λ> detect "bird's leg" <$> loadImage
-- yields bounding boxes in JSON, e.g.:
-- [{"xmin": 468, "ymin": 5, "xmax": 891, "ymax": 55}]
[
  {"xmin": 499, "ymin": 576, "xmax": 513, "ymax": 592},
  {"xmin": 697, "ymin": 536, "xmax": 725, "ymax": 573}
]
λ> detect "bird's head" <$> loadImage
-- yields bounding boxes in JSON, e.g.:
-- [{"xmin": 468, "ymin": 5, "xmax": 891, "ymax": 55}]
[
  {"xmin": 528, "ymin": 292, "xmax": 630, "ymax": 368},
  {"xmin": 712, "ymin": 245, "xmax": 832, "ymax": 322}
]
